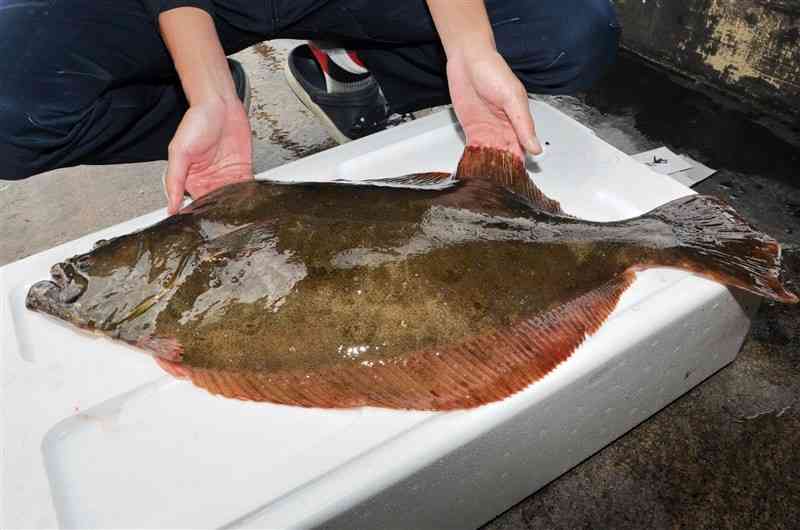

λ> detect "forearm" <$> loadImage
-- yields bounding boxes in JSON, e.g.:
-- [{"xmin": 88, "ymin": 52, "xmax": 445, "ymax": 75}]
[
  {"xmin": 425, "ymin": 0, "xmax": 496, "ymax": 59},
  {"xmin": 426, "ymin": 0, "xmax": 541, "ymax": 155},
  {"xmin": 159, "ymin": 7, "xmax": 237, "ymax": 106}
]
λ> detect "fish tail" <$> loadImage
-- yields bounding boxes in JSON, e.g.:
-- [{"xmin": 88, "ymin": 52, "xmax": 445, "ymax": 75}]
[{"xmin": 641, "ymin": 195, "xmax": 797, "ymax": 303}]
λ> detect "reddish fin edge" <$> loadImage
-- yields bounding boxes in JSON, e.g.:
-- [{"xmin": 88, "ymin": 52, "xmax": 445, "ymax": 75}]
[
  {"xmin": 455, "ymin": 146, "xmax": 567, "ymax": 217},
  {"xmin": 163, "ymin": 271, "xmax": 635, "ymax": 411},
  {"xmin": 136, "ymin": 336, "xmax": 184, "ymax": 362}
]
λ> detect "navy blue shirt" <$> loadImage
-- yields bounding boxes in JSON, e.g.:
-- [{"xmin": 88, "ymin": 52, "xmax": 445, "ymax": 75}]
[{"xmin": 142, "ymin": 1, "xmax": 214, "ymax": 19}]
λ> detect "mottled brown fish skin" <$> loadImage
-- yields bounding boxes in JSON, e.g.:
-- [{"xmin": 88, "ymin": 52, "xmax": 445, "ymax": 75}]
[{"xmin": 25, "ymin": 147, "xmax": 796, "ymax": 410}]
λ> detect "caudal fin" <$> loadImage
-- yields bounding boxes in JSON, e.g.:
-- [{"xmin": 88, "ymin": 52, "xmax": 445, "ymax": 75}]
[{"xmin": 643, "ymin": 194, "xmax": 797, "ymax": 303}]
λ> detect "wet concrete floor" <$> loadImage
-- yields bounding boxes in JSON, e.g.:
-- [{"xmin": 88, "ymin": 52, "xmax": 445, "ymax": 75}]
[{"xmin": 1, "ymin": 42, "xmax": 797, "ymax": 529}]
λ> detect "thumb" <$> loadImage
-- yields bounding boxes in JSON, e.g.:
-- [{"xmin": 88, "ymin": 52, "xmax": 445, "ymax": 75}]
[
  {"xmin": 165, "ymin": 149, "xmax": 190, "ymax": 215},
  {"xmin": 505, "ymin": 88, "xmax": 542, "ymax": 155}
]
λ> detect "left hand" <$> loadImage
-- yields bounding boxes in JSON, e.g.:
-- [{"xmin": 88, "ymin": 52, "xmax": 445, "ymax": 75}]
[{"xmin": 447, "ymin": 49, "xmax": 542, "ymax": 159}]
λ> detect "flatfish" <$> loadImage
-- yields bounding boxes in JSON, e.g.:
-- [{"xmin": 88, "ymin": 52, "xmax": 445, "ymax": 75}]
[{"xmin": 26, "ymin": 147, "xmax": 797, "ymax": 409}]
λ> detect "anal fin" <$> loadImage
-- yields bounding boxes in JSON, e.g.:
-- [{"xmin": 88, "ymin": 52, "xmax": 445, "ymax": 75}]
[
  {"xmin": 155, "ymin": 357, "xmax": 189, "ymax": 379},
  {"xmin": 160, "ymin": 272, "xmax": 636, "ymax": 410}
]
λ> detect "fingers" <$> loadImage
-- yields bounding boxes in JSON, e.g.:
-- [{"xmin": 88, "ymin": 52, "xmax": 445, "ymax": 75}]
[
  {"xmin": 505, "ymin": 85, "xmax": 542, "ymax": 156},
  {"xmin": 165, "ymin": 147, "xmax": 190, "ymax": 215}
]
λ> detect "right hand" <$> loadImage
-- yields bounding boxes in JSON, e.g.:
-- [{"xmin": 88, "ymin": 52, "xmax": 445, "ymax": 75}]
[
  {"xmin": 164, "ymin": 96, "xmax": 253, "ymax": 214},
  {"xmin": 447, "ymin": 49, "xmax": 542, "ymax": 160}
]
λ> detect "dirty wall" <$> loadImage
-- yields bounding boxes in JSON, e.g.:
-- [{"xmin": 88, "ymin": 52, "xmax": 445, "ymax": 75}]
[{"xmin": 614, "ymin": 0, "xmax": 799, "ymax": 126}]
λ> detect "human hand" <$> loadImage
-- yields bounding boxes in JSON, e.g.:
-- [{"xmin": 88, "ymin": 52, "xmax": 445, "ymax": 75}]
[
  {"xmin": 164, "ymin": 97, "xmax": 253, "ymax": 214},
  {"xmin": 447, "ymin": 49, "xmax": 542, "ymax": 160}
]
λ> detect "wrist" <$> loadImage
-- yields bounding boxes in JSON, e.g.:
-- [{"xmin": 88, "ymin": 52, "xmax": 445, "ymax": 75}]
[
  {"xmin": 445, "ymin": 34, "xmax": 496, "ymax": 63},
  {"xmin": 185, "ymin": 70, "xmax": 239, "ymax": 108}
]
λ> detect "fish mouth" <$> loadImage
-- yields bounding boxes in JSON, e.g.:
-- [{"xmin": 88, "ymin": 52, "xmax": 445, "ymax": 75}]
[{"xmin": 26, "ymin": 262, "xmax": 88, "ymax": 319}]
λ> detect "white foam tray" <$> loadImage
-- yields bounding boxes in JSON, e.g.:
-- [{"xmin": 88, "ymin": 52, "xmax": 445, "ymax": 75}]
[{"xmin": 1, "ymin": 102, "xmax": 758, "ymax": 529}]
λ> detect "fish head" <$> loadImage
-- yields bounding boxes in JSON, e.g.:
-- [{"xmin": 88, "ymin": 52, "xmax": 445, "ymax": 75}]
[
  {"xmin": 25, "ymin": 222, "xmax": 202, "ymax": 342},
  {"xmin": 26, "ymin": 261, "xmax": 91, "ymax": 329}
]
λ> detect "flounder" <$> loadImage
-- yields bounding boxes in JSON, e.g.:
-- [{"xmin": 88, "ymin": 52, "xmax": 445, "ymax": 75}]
[{"xmin": 26, "ymin": 147, "xmax": 797, "ymax": 409}]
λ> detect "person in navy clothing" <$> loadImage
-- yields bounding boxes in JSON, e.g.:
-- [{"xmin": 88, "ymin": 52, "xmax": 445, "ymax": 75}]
[{"xmin": 0, "ymin": 0, "xmax": 619, "ymax": 212}]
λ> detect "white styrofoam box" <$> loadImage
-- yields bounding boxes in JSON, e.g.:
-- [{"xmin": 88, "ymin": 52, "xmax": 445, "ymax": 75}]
[{"xmin": 1, "ymin": 101, "xmax": 758, "ymax": 529}]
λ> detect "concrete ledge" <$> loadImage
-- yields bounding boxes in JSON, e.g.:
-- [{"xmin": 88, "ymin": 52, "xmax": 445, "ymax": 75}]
[{"xmin": 615, "ymin": 0, "xmax": 800, "ymax": 127}]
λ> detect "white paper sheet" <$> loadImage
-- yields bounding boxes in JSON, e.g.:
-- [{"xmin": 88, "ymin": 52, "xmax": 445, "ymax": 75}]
[
  {"xmin": 632, "ymin": 147, "xmax": 716, "ymax": 187},
  {"xmin": 631, "ymin": 146, "xmax": 692, "ymax": 175}
]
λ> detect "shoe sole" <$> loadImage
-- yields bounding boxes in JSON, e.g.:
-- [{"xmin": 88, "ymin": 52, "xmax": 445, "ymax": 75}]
[
  {"xmin": 283, "ymin": 54, "xmax": 352, "ymax": 146},
  {"xmin": 238, "ymin": 62, "xmax": 252, "ymax": 116}
]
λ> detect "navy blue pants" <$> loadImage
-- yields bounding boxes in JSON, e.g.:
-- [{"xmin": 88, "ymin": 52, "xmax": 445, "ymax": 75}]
[{"xmin": 0, "ymin": 0, "xmax": 619, "ymax": 180}]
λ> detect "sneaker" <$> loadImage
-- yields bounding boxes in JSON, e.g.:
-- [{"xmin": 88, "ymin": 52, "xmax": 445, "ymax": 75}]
[
  {"xmin": 228, "ymin": 58, "xmax": 251, "ymax": 114},
  {"xmin": 284, "ymin": 43, "xmax": 389, "ymax": 143}
]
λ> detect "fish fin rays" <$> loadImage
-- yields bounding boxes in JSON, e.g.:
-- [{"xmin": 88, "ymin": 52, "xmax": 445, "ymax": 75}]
[
  {"xmin": 155, "ymin": 357, "xmax": 190, "ymax": 378},
  {"xmin": 455, "ymin": 146, "xmax": 569, "ymax": 217},
  {"xmin": 162, "ymin": 272, "xmax": 635, "ymax": 410},
  {"xmin": 137, "ymin": 336, "xmax": 184, "ymax": 362},
  {"xmin": 356, "ymin": 172, "xmax": 457, "ymax": 190},
  {"xmin": 264, "ymin": 172, "xmax": 457, "ymax": 190},
  {"xmin": 643, "ymin": 195, "xmax": 798, "ymax": 303}
]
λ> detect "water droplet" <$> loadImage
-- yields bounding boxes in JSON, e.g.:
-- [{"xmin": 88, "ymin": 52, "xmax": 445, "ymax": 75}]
[{"xmin": 539, "ymin": 428, "xmax": 549, "ymax": 439}]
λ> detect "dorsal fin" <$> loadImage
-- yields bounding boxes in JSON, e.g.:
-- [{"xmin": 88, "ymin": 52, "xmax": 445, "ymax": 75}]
[
  {"xmin": 455, "ymin": 146, "xmax": 567, "ymax": 216},
  {"xmin": 356, "ymin": 171, "xmax": 456, "ymax": 189},
  {"xmin": 264, "ymin": 172, "xmax": 457, "ymax": 191}
]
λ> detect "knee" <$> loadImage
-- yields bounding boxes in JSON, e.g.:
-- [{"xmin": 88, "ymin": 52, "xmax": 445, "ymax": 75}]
[
  {"xmin": 506, "ymin": 0, "xmax": 620, "ymax": 94},
  {"xmin": 562, "ymin": 0, "xmax": 620, "ymax": 90},
  {"xmin": 0, "ymin": 101, "xmax": 63, "ymax": 180},
  {"xmin": 0, "ymin": 102, "xmax": 33, "ymax": 180}
]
